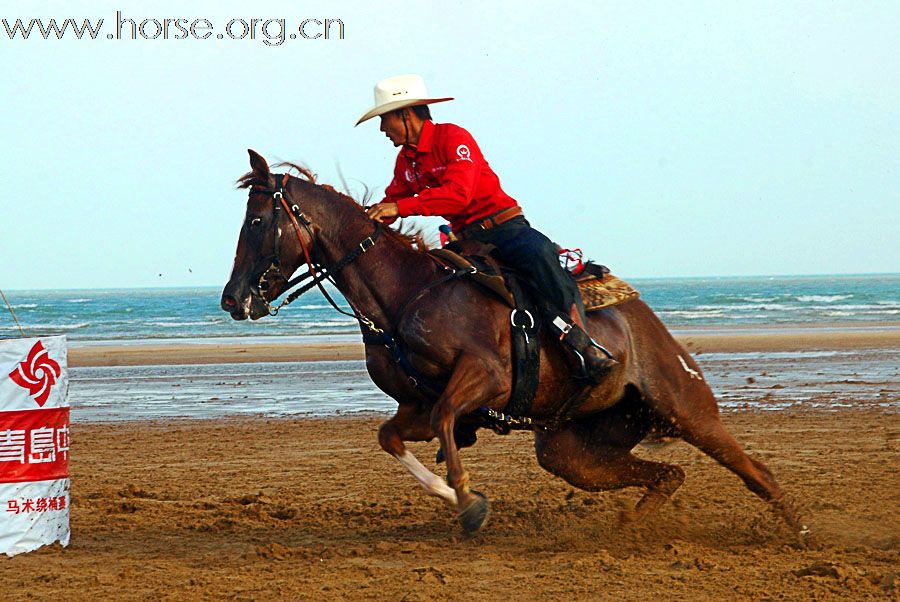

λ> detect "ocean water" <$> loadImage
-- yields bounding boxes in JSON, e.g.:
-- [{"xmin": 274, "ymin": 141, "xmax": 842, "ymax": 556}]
[{"xmin": 1, "ymin": 273, "xmax": 898, "ymax": 342}]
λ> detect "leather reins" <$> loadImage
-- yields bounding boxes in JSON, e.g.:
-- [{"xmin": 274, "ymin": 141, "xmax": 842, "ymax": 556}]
[{"xmin": 249, "ymin": 173, "xmax": 382, "ymax": 331}]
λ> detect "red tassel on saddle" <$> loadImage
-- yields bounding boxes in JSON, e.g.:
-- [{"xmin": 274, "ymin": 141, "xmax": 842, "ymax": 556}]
[{"xmin": 559, "ymin": 248, "xmax": 585, "ymax": 276}]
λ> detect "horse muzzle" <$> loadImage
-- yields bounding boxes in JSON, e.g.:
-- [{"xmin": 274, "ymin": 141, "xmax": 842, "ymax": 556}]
[{"xmin": 221, "ymin": 283, "xmax": 270, "ymax": 321}]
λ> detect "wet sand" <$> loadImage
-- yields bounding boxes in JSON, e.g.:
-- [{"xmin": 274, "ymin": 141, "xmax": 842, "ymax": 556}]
[
  {"xmin": 68, "ymin": 340, "xmax": 365, "ymax": 367},
  {"xmin": 1, "ymin": 410, "xmax": 897, "ymax": 600},
  {"xmin": 65, "ymin": 348, "xmax": 898, "ymax": 421}
]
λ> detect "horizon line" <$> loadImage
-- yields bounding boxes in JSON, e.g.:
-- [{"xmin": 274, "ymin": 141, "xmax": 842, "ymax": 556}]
[{"xmin": 2, "ymin": 271, "xmax": 898, "ymax": 293}]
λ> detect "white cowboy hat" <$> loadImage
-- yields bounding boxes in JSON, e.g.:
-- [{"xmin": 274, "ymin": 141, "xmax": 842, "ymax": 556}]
[{"xmin": 355, "ymin": 74, "xmax": 453, "ymax": 126}]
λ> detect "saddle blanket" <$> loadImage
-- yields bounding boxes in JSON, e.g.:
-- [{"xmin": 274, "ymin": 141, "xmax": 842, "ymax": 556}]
[{"xmin": 577, "ymin": 273, "xmax": 640, "ymax": 312}]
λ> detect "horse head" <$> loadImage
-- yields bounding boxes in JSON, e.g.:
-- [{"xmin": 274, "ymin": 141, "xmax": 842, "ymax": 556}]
[{"xmin": 221, "ymin": 149, "xmax": 315, "ymax": 320}]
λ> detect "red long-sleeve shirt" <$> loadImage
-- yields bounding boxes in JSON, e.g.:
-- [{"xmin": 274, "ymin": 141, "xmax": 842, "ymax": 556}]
[{"xmin": 380, "ymin": 120, "xmax": 519, "ymax": 232}]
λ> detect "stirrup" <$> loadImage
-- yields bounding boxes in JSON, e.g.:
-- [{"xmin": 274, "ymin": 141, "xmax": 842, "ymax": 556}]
[
  {"xmin": 571, "ymin": 348, "xmax": 617, "ymax": 383},
  {"xmin": 570, "ymin": 348, "xmax": 589, "ymax": 379},
  {"xmin": 551, "ymin": 316, "xmax": 614, "ymax": 359},
  {"xmin": 589, "ymin": 339, "xmax": 615, "ymax": 359}
]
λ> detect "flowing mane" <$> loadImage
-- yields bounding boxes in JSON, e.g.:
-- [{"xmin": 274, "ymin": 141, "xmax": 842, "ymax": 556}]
[{"xmin": 236, "ymin": 161, "xmax": 430, "ymax": 253}]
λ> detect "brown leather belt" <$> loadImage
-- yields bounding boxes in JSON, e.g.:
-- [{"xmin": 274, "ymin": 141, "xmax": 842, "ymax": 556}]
[{"xmin": 457, "ymin": 206, "xmax": 524, "ymax": 239}]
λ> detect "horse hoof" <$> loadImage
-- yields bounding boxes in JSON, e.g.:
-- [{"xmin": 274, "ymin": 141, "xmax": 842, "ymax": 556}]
[
  {"xmin": 618, "ymin": 506, "xmax": 638, "ymax": 524},
  {"xmin": 458, "ymin": 490, "xmax": 490, "ymax": 533},
  {"xmin": 624, "ymin": 490, "xmax": 669, "ymax": 524}
]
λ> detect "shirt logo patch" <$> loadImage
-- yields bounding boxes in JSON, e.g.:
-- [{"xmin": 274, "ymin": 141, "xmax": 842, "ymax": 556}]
[
  {"xmin": 404, "ymin": 168, "xmax": 415, "ymax": 183},
  {"xmin": 456, "ymin": 144, "xmax": 472, "ymax": 162}
]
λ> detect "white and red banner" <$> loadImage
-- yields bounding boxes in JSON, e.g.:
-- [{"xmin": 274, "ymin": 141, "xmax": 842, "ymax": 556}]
[{"xmin": 0, "ymin": 336, "xmax": 70, "ymax": 556}]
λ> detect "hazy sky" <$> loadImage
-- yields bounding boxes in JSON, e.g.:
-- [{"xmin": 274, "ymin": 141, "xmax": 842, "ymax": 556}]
[{"xmin": 1, "ymin": 0, "xmax": 898, "ymax": 289}]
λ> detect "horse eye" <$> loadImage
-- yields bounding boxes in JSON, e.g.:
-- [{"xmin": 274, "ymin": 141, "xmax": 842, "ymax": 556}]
[{"xmin": 249, "ymin": 218, "xmax": 262, "ymax": 228}]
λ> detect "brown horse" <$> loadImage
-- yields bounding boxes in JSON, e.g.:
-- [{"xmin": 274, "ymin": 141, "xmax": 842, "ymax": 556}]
[{"xmin": 221, "ymin": 149, "xmax": 803, "ymax": 535}]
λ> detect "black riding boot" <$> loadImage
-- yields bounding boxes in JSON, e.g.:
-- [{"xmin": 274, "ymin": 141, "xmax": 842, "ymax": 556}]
[{"xmin": 549, "ymin": 304, "xmax": 618, "ymax": 384}]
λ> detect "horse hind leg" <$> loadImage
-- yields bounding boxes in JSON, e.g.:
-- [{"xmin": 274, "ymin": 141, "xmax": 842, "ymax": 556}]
[
  {"xmin": 687, "ymin": 421, "xmax": 804, "ymax": 532},
  {"xmin": 535, "ymin": 413, "xmax": 685, "ymax": 523},
  {"xmin": 628, "ymin": 462, "xmax": 686, "ymax": 522},
  {"xmin": 662, "ymin": 386, "xmax": 806, "ymax": 533}
]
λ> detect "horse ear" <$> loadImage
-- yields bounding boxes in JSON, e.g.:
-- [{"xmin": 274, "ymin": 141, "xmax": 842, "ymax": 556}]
[{"xmin": 247, "ymin": 149, "xmax": 270, "ymax": 181}]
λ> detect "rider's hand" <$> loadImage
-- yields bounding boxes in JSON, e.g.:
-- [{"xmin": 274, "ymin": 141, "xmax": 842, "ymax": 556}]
[{"xmin": 367, "ymin": 202, "xmax": 399, "ymax": 223}]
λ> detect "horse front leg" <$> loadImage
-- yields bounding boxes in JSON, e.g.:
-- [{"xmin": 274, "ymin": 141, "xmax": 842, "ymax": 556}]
[
  {"xmin": 430, "ymin": 353, "xmax": 507, "ymax": 533},
  {"xmin": 378, "ymin": 402, "xmax": 457, "ymax": 507}
]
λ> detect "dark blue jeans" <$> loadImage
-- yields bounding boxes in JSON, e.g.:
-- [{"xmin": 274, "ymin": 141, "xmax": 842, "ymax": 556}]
[{"xmin": 469, "ymin": 216, "xmax": 584, "ymax": 319}]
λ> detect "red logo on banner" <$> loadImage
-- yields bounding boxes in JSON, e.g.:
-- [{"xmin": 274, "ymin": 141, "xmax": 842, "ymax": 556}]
[{"xmin": 8, "ymin": 342, "xmax": 61, "ymax": 407}]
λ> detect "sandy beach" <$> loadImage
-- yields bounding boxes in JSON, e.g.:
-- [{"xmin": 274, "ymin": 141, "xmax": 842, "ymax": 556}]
[
  {"xmin": 1, "ymin": 410, "xmax": 897, "ymax": 600},
  {"xmin": 2, "ymin": 324, "xmax": 898, "ymax": 600}
]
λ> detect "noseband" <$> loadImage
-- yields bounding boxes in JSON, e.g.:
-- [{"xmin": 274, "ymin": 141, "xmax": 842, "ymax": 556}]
[{"xmin": 248, "ymin": 173, "xmax": 382, "ymax": 322}]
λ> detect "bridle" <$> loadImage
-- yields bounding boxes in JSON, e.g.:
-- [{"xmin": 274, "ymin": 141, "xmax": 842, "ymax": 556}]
[
  {"xmin": 247, "ymin": 173, "xmax": 383, "ymax": 331},
  {"xmin": 243, "ymin": 171, "xmax": 491, "ymax": 401}
]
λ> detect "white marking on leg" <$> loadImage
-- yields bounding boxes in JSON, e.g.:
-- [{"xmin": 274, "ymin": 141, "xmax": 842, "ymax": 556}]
[
  {"xmin": 395, "ymin": 450, "xmax": 458, "ymax": 506},
  {"xmin": 678, "ymin": 355, "xmax": 703, "ymax": 380}
]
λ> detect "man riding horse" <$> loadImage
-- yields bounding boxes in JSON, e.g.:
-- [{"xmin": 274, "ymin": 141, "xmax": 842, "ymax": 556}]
[
  {"xmin": 220, "ymin": 77, "xmax": 805, "ymax": 534},
  {"xmin": 358, "ymin": 74, "xmax": 616, "ymax": 383}
]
